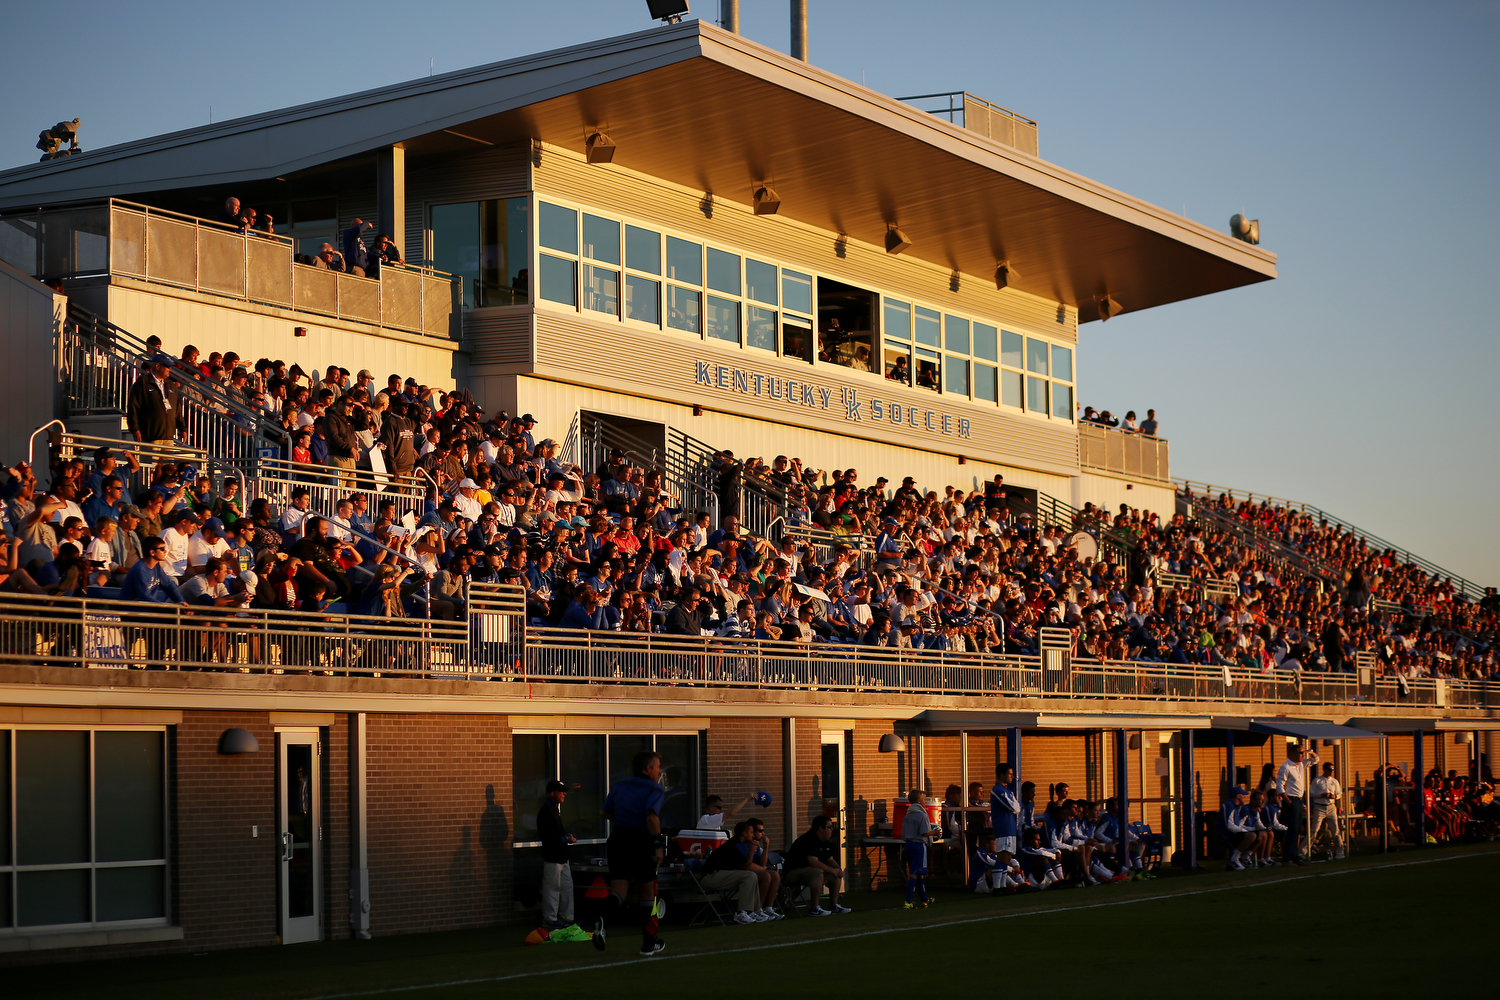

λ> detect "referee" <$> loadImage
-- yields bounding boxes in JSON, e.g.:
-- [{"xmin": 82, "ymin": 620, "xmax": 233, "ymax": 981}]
[{"xmin": 597, "ymin": 749, "xmax": 668, "ymax": 956}]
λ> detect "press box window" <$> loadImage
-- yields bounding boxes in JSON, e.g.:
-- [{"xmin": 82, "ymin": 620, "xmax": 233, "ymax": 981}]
[
  {"xmin": 624, "ymin": 225, "xmax": 661, "ymax": 325},
  {"xmin": 429, "ymin": 197, "xmax": 529, "ymax": 308},
  {"xmin": 537, "ymin": 202, "xmax": 579, "ymax": 308},
  {"xmin": 666, "ymin": 236, "xmax": 703, "ymax": 336}
]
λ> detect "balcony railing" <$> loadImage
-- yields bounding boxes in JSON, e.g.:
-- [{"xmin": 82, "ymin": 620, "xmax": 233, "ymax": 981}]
[
  {"xmin": 1079, "ymin": 422, "xmax": 1170, "ymax": 483},
  {"xmin": 0, "ymin": 200, "xmax": 459, "ymax": 341},
  {"xmin": 0, "ymin": 591, "xmax": 1486, "ymax": 713}
]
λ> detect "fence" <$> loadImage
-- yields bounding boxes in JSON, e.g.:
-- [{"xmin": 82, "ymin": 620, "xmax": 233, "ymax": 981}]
[
  {"xmin": 1079, "ymin": 423, "xmax": 1170, "ymax": 483},
  {"xmin": 0, "ymin": 589, "xmax": 1486, "ymax": 711},
  {"xmin": 0, "ymin": 200, "xmax": 458, "ymax": 341}
]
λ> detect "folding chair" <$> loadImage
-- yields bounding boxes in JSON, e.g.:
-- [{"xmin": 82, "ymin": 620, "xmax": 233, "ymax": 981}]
[
  {"xmin": 681, "ymin": 858, "xmax": 735, "ymax": 928},
  {"xmin": 1129, "ymin": 821, "xmax": 1165, "ymax": 872},
  {"xmin": 769, "ymin": 850, "xmax": 811, "ymax": 918}
]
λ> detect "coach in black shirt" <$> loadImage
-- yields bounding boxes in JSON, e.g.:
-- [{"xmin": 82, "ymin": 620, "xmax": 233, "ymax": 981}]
[
  {"xmin": 536, "ymin": 780, "xmax": 577, "ymax": 928},
  {"xmin": 783, "ymin": 815, "xmax": 851, "ymax": 915}
]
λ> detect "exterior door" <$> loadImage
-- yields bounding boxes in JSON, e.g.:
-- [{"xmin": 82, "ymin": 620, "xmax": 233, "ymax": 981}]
[
  {"xmin": 820, "ymin": 731, "xmax": 848, "ymax": 869},
  {"xmin": 278, "ymin": 730, "xmax": 321, "ymax": 944}
]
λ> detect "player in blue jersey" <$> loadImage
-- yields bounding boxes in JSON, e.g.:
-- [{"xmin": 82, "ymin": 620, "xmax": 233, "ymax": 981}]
[
  {"xmin": 990, "ymin": 762, "xmax": 1021, "ymax": 856},
  {"xmin": 597, "ymin": 749, "xmax": 667, "ymax": 956}
]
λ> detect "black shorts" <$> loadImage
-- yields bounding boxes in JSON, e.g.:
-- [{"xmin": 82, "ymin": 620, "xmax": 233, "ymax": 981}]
[{"xmin": 607, "ymin": 827, "xmax": 659, "ymax": 885}]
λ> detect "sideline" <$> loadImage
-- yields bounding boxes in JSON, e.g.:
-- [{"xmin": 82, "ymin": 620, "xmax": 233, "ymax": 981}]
[{"xmin": 297, "ymin": 849, "xmax": 1497, "ymax": 999}]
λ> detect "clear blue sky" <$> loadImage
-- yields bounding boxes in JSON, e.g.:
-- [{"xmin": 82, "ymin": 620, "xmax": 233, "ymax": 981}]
[{"xmin": 3, "ymin": 1, "xmax": 1496, "ymax": 584}]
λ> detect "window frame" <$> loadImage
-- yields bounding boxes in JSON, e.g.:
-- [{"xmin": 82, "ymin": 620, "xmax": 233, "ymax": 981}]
[
  {"xmin": 0, "ymin": 725, "xmax": 171, "ymax": 937},
  {"xmin": 510, "ymin": 729, "xmax": 701, "ymax": 847},
  {"xmin": 530, "ymin": 194, "xmax": 1076, "ymax": 421}
]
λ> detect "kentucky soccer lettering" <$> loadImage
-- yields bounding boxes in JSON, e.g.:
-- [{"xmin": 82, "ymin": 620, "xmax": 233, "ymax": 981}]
[{"xmin": 694, "ymin": 361, "xmax": 972, "ymax": 439}]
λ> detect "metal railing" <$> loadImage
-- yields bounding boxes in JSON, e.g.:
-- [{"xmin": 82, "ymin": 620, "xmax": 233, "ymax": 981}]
[
  {"xmin": 1175, "ymin": 479, "xmax": 1484, "ymax": 599},
  {"xmin": 578, "ymin": 416, "xmax": 717, "ymax": 525},
  {"xmin": 61, "ymin": 305, "xmax": 272, "ymax": 465},
  {"xmin": 0, "ymin": 589, "xmax": 1487, "ymax": 712},
  {"xmin": 1, "ymin": 200, "xmax": 459, "ymax": 341},
  {"xmin": 898, "ymin": 91, "xmax": 1039, "ymax": 156},
  {"xmin": 51, "ymin": 432, "xmax": 208, "ymax": 498},
  {"xmin": 1079, "ymin": 422, "xmax": 1170, "ymax": 483},
  {"xmin": 246, "ymin": 455, "xmax": 425, "ymax": 517}
]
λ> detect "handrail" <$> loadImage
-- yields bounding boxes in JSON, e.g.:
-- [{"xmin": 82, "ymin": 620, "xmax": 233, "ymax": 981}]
[
  {"xmin": 1175, "ymin": 479, "xmax": 1484, "ymax": 598},
  {"xmin": 0, "ymin": 591, "xmax": 1487, "ymax": 709}
]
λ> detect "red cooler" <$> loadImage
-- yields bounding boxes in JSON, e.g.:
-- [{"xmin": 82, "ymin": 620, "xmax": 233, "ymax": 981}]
[
  {"xmin": 891, "ymin": 797, "xmax": 941, "ymax": 836},
  {"xmin": 676, "ymin": 829, "xmax": 728, "ymax": 858}
]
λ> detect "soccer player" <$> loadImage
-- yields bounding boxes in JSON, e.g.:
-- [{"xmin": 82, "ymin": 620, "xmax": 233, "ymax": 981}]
[
  {"xmin": 1098, "ymin": 797, "xmax": 1149, "ymax": 879},
  {"xmin": 1221, "ymin": 786, "xmax": 1258, "ymax": 870},
  {"xmin": 597, "ymin": 750, "xmax": 667, "ymax": 956},
  {"xmin": 1018, "ymin": 827, "xmax": 1066, "ymax": 889},
  {"xmin": 901, "ymin": 788, "xmax": 936, "ymax": 908},
  {"xmin": 990, "ymin": 762, "xmax": 1021, "ymax": 856}
]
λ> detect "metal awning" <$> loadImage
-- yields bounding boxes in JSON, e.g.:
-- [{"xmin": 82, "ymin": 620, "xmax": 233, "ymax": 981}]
[
  {"xmin": 913, "ymin": 710, "xmax": 1212, "ymax": 732},
  {"xmin": 1232, "ymin": 718, "xmax": 1385, "ymax": 741},
  {"xmin": 1350, "ymin": 718, "xmax": 1500, "ymax": 733}
]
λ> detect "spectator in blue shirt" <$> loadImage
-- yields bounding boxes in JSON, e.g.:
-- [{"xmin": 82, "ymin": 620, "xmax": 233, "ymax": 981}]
[{"xmin": 121, "ymin": 535, "xmax": 186, "ymax": 605}]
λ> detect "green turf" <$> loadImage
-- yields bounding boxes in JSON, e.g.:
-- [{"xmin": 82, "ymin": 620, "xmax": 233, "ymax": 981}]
[{"xmin": 11, "ymin": 844, "xmax": 1497, "ymax": 999}]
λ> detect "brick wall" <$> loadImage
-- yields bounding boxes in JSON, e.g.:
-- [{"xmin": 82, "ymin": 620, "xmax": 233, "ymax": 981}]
[
  {"xmin": 848, "ymin": 719, "xmax": 901, "ymax": 891},
  {"xmin": 704, "ymin": 718, "xmax": 787, "ymax": 849},
  {"xmin": 365, "ymin": 714, "xmax": 513, "ymax": 937}
]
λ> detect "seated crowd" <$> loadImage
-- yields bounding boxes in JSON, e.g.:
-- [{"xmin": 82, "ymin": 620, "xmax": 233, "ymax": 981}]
[{"xmin": 2, "ymin": 327, "xmax": 1493, "ymax": 687}]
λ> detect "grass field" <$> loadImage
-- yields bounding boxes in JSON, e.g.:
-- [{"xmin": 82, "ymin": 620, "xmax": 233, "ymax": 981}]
[{"xmin": 12, "ymin": 844, "xmax": 1497, "ymax": 999}]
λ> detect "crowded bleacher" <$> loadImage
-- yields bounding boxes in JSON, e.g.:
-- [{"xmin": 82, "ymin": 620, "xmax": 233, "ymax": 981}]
[{"xmin": 4, "ymin": 294, "xmax": 1497, "ymax": 693}]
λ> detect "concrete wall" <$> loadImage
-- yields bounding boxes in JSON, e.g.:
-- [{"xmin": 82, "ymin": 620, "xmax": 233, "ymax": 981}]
[
  {"xmin": 0, "ymin": 260, "xmax": 63, "ymax": 465},
  {"xmin": 1074, "ymin": 471, "xmax": 1176, "ymax": 519},
  {"xmin": 105, "ymin": 283, "xmax": 460, "ymax": 393}
]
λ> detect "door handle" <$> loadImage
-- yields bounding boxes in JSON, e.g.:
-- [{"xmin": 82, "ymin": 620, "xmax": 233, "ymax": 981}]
[{"xmin": 281, "ymin": 831, "xmax": 293, "ymax": 862}]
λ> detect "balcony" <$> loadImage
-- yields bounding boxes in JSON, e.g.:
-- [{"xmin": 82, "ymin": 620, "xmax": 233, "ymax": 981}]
[
  {"xmin": 0, "ymin": 591, "xmax": 1486, "ymax": 715},
  {"xmin": 1079, "ymin": 422, "xmax": 1170, "ymax": 483},
  {"xmin": 0, "ymin": 200, "xmax": 459, "ymax": 341}
]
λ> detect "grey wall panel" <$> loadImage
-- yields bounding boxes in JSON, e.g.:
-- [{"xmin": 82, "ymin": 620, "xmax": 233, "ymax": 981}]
[
  {"xmin": 0, "ymin": 260, "xmax": 64, "ymax": 464},
  {"xmin": 464, "ymin": 306, "xmax": 533, "ymax": 367}
]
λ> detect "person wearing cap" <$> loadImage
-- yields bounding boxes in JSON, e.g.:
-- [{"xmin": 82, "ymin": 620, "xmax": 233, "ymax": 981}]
[
  {"xmin": 107, "ymin": 503, "xmax": 145, "ymax": 582},
  {"xmin": 535, "ymin": 779, "xmax": 578, "ymax": 929},
  {"xmin": 516, "ymin": 414, "xmax": 536, "ymax": 452},
  {"xmin": 873, "ymin": 517, "xmax": 904, "ymax": 566},
  {"xmin": 1275, "ymin": 742, "xmax": 1319, "ymax": 865},
  {"xmin": 84, "ymin": 447, "xmax": 139, "ymax": 505},
  {"xmin": 1221, "ymin": 786, "xmax": 1257, "ymax": 870},
  {"xmin": 158, "ymin": 509, "xmax": 199, "ymax": 580},
  {"xmin": 185, "ymin": 516, "xmax": 232, "ymax": 578},
  {"xmin": 1309, "ymin": 761, "xmax": 1345, "ymax": 860},
  {"xmin": 451, "ymin": 478, "xmax": 483, "ymax": 522},
  {"xmin": 127, "ymin": 351, "xmax": 184, "ymax": 447}
]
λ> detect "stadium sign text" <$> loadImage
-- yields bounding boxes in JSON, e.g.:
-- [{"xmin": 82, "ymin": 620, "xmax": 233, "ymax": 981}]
[{"xmin": 694, "ymin": 361, "xmax": 972, "ymax": 439}]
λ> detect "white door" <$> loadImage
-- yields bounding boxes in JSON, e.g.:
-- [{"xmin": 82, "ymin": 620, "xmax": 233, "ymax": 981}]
[
  {"xmin": 820, "ymin": 731, "xmax": 848, "ymax": 869},
  {"xmin": 279, "ymin": 730, "xmax": 322, "ymax": 944}
]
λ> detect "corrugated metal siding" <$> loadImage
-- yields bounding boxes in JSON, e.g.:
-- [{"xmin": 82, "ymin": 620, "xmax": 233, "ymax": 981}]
[
  {"xmin": 534, "ymin": 144, "xmax": 1077, "ymax": 344},
  {"xmin": 405, "ymin": 143, "xmax": 534, "ymax": 264},
  {"xmin": 464, "ymin": 306, "xmax": 533, "ymax": 368},
  {"xmin": 513, "ymin": 374, "xmax": 1074, "ymax": 499},
  {"xmin": 529, "ymin": 309, "xmax": 1079, "ymax": 478}
]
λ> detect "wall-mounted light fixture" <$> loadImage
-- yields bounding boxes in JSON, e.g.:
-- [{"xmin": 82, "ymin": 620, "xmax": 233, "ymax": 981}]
[{"xmin": 218, "ymin": 728, "xmax": 260, "ymax": 755}]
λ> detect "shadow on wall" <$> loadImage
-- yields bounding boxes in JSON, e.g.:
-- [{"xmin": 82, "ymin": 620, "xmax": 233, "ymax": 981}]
[
  {"xmin": 450, "ymin": 824, "xmax": 475, "ymax": 900},
  {"xmin": 479, "ymin": 783, "xmax": 510, "ymax": 917}
]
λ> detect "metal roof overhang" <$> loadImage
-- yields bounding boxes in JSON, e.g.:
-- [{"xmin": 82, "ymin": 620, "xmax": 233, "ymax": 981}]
[
  {"xmin": 1350, "ymin": 718, "xmax": 1500, "ymax": 733},
  {"xmin": 913, "ymin": 711, "xmax": 1213, "ymax": 732},
  {"xmin": 1213, "ymin": 717, "xmax": 1385, "ymax": 741},
  {"xmin": 0, "ymin": 23, "xmax": 1274, "ymax": 323}
]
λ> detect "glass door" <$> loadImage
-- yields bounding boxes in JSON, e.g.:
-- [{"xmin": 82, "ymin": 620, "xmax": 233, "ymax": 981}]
[
  {"xmin": 278, "ymin": 730, "xmax": 321, "ymax": 944},
  {"xmin": 820, "ymin": 731, "xmax": 848, "ymax": 869}
]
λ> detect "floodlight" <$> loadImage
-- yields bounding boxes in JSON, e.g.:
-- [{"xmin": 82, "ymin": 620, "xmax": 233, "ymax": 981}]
[
  {"xmin": 647, "ymin": 0, "xmax": 690, "ymax": 22},
  {"xmin": 1229, "ymin": 213, "xmax": 1260, "ymax": 245}
]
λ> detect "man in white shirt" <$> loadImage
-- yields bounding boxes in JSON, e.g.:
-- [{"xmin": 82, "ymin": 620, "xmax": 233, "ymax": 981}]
[
  {"xmin": 697, "ymin": 793, "xmax": 754, "ymax": 831},
  {"xmin": 1309, "ymin": 762, "xmax": 1344, "ymax": 860},
  {"xmin": 185, "ymin": 517, "xmax": 232, "ymax": 577},
  {"xmin": 1274, "ymin": 742, "xmax": 1319, "ymax": 865},
  {"xmin": 452, "ymin": 479, "xmax": 483, "ymax": 523},
  {"xmin": 158, "ymin": 510, "xmax": 199, "ymax": 580}
]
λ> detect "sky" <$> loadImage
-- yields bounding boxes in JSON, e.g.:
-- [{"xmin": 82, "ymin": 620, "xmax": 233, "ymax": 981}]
[{"xmin": 2, "ymin": 1, "xmax": 1496, "ymax": 584}]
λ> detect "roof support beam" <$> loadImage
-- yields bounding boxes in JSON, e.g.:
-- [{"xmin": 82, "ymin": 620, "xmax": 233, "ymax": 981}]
[{"xmin": 377, "ymin": 144, "xmax": 405, "ymax": 258}]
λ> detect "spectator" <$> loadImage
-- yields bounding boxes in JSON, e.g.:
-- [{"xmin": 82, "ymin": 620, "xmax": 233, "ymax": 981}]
[
  {"xmin": 783, "ymin": 815, "xmax": 850, "ymax": 915},
  {"xmin": 343, "ymin": 219, "xmax": 372, "ymax": 276},
  {"xmin": 313, "ymin": 243, "xmax": 344, "ymax": 271},
  {"xmin": 369, "ymin": 234, "xmax": 402, "ymax": 278},
  {"xmin": 700, "ymin": 820, "xmax": 768, "ymax": 924},
  {"xmin": 1138, "ymin": 409, "xmax": 1159, "ymax": 436},
  {"xmin": 120, "ymin": 535, "xmax": 186, "ymax": 605},
  {"xmin": 127, "ymin": 352, "xmax": 184, "ymax": 446}
]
